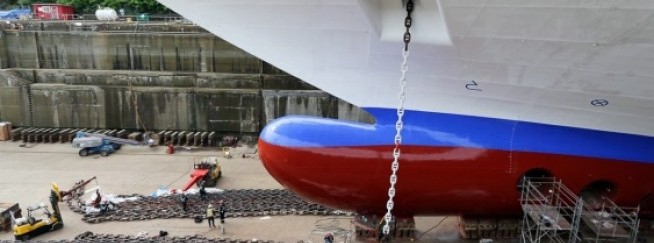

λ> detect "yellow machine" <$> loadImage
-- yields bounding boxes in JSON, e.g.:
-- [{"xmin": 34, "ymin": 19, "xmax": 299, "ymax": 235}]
[
  {"xmin": 12, "ymin": 185, "xmax": 63, "ymax": 240},
  {"xmin": 199, "ymin": 157, "xmax": 222, "ymax": 188},
  {"xmin": 182, "ymin": 157, "xmax": 222, "ymax": 191},
  {"xmin": 13, "ymin": 177, "xmax": 96, "ymax": 241}
]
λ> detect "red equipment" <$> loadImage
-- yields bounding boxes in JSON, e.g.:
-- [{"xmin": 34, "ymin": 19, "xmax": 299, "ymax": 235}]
[
  {"xmin": 180, "ymin": 159, "xmax": 221, "ymax": 192},
  {"xmin": 181, "ymin": 167, "xmax": 209, "ymax": 191},
  {"xmin": 166, "ymin": 144, "xmax": 175, "ymax": 154}
]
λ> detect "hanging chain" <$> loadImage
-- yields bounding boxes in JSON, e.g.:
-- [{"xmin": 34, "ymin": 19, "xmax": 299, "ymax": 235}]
[{"xmin": 382, "ymin": 0, "xmax": 413, "ymax": 237}]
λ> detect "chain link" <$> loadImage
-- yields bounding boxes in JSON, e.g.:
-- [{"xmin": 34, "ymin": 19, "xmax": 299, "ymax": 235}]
[{"xmin": 382, "ymin": 0, "xmax": 413, "ymax": 237}]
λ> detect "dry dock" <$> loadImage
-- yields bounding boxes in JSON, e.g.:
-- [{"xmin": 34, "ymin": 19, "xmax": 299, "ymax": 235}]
[{"xmin": 0, "ymin": 142, "xmax": 459, "ymax": 242}]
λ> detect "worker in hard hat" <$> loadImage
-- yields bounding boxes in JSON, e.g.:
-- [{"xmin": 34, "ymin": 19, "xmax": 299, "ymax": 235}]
[
  {"xmin": 219, "ymin": 200, "xmax": 226, "ymax": 224},
  {"xmin": 206, "ymin": 204, "xmax": 216, "ymax": 228},
  {"xmin": 199, "ymin": 181, "xmax": 207, "ymax": 200},
  {"xmin": 180, "ymin": 193, "xmax": 188, "ymax": 211}
]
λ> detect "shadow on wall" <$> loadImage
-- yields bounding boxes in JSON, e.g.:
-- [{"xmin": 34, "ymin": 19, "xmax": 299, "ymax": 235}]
[{"xmin": 0, "ymin": 69, "xmax": 373, "ymax": 133}]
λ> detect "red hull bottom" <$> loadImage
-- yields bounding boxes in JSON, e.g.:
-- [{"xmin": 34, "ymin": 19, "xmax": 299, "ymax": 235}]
[{"xmin": 259, "ymin": 140, "xmax": 654, "ymax": 217}]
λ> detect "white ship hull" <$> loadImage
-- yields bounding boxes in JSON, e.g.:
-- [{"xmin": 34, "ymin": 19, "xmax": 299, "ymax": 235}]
[
  {"xmin": 158, "ymin": 0, "xmax": 654, "ymax": 217},
  {"xmin": 158, "ymin": 0, "xmax": 654, "ymax": 137}
]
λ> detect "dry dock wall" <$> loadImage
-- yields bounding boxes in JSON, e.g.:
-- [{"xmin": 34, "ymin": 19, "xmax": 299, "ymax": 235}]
[
  {"xmin": 0, "ymin": 69, "xmax": 373, "ymax": 133},
  {"xmin": 0, "ymin": 31, "xmax": 262, "ymax": 73},
  {"xmin": 0, "ymin": 21, "xmax": 273, "ymax": 73},
  {"xmin": 0, "ymin": 22, "xmax": 373, "ymax": 134}
]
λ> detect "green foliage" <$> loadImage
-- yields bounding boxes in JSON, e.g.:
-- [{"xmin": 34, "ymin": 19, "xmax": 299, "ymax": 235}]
[
  {"xmin": 55, "ymin": 0, "xmax": 168, "ymax": 14},
  {"xmin": 123, "ymin": 0, "xmax": 168, "ymax": 13},
  {"xmin": 1, "ymin": 0, "xmax": 54, "ymax": 9},
  {"xmin": 2, "ymin": 0, "xmax": 169, "ymax": 15},
  {"xmin": 18, "ymin": 0, "xmax": 40, "ymax": 6},
  {"xmin": 56, "ymin": 0, "xmax": 99, "ymax": 14},
  {"xmin": 0, "ymin": 0, "xmax": 16, "ymax": 9}
]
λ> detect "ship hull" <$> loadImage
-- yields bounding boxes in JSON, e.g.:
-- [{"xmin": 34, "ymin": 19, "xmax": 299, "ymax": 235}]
[
  {"xmin": 156, "ymin": 0, "xmax": 654, "ymax": 216},
  {"xmin": 260, "ymin": 141, "xmax": 654, "ymax": 216},
  {"xmin": 259, "ymin": 109, "xmax": 654, "ymax": 216},
  {"xmin": 157, "ymin": 0, "xmax": 654, "ymax": 138}
]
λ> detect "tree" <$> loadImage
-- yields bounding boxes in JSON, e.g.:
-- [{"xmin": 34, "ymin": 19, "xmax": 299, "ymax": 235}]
[
  {"xmin": 0, "ymin": 0, "xmax": 18, "ymax": 9},
  {"xmin": 1, "ymin": 0, "xmax": 54, "ymax": 9},
  {"xmin": 18, "ymin": 0, "xmax": 42, "ymax": 6},
  {"xmin": 56, "ymin": 0, "xmax": 168, "ymax": 14},
  {"xmin": 123, "ymin": 0, "xmax": 168, "ymax": 13},
  {"xmin": 56, "ymin": 0, "xmax": 102, "ymax": 14}
]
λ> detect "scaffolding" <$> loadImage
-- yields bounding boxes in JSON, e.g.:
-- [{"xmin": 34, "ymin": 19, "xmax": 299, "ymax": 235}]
[
  {"xmin": 520, "ymin": 177, "xmax": 582, "ymax": 243},
  {"xmin": 520, "ymin": 177, "xmax": 640, "ymax": 243},
  {"xmin": 578, "ymin": 198, "xmax": 640, "ymax": 242}
]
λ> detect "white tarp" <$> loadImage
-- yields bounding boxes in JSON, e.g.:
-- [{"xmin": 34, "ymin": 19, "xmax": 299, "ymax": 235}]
[{"xmin": 151, "ymin": 187, "xmax": 224, "ymax": 197}]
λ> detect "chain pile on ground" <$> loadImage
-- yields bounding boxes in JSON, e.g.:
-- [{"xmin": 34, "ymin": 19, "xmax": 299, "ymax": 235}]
[
  {"xmin": 73, "ymin": 231, "xmax": 280, "ymax": 243},
  {"xmin": 0, "ymin": 231, "xmax": 282, "ymax": 243},
  {"xmin": 66, "ymin": 189, "xmax": 353, "ymax": 223}
]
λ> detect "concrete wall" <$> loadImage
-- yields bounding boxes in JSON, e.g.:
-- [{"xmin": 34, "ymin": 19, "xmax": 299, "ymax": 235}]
[
  {"xmin": 31, "ymin": 84, "xmax": 106, "ymax": 128},
  {"xmin": 0, "ymin": 69, "xmax": 373, "ymax": 133},
  {"xmin": 0, "ymin": 20, "xmax": 289, "ymax": 75},
  {"xmin": 0, "ymin": 22, "xmax": 373, "ymax": 134},
  {"xmin": 0, "ymin": 70, "xmax": 31, "ymax": 125},
  {"xmin": 261, "ymin": 90, "xmax": 374, "ymax": 124},
  {"xmin": 0, "ymin": 31, "xmax": 267, "ymax": 73},
  {"xmin": 0, "ymin": 31, "xmax": 6, "ymax": 69}
]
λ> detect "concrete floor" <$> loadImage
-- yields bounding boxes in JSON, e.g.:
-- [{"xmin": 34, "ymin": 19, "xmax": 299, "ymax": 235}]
[{"xmin": 0, "ymin": 141, "xmax": 462, "ymax": 242}]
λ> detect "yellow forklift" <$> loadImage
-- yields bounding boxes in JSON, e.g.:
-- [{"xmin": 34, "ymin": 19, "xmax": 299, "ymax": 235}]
[{"xmin": 13, "ymin": 177, "xmax": 96, "ymax": 241}]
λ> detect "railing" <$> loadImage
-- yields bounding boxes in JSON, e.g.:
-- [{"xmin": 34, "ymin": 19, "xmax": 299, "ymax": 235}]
[
  {"xmin": 520, "ymin": 177, "xmax": 641, "ymax": 243},
  {"xmin": 580, "ymin": 198, "xmax": 639, "ymax": 242},
  {"xmin": 520, "ymin": 177, "xmax": 582, "ymax": 243}
]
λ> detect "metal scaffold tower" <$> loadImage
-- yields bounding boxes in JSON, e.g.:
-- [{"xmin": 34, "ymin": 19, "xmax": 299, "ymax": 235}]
[
  {"xmin": 520, "ymin": 177, "xmax": 640, "ymax": 243},
  {"xmin": 520, "ymin": 177, "xmax": 582, "ymax": 243},
  {"xmin": 578, "ymin": 197, "xmax": 640, "ymax": 242}
]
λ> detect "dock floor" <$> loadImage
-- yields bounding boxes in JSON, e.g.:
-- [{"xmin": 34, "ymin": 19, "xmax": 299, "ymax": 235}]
[{"xmin": 0, "ymin": 142, "xmax": 458, "ymax": 242}]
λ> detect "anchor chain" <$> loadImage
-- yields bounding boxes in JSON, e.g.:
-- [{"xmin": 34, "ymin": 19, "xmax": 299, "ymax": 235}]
[
  {"xmin": 382, "ymin": 0, "xmax": 414, "ymax": 236},
  {"xmin": 66, "ymin": 189, "xmax": 351, "ymax": 223},
  {"xmin": 71, "ymin": 231, "xmax": 282, "ymax": 243}
]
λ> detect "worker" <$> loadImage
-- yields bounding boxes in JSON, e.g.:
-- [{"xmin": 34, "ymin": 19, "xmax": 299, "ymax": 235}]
[
  {"xmin": 206, "ymin": 204, "xmax": 216, "ymax": 228},
  {"xmin": 180, "ymin": 194, "xmax": 188, "ymax": 211},
  {"xmin": 199, "ymin": 182, "xmax": 207, "ymax": 200},
  {"xmin": 324, "ymin": 232, "xmax": 334, "ymax": 243},
  {"xmin": 219, "ymin": 201, "xmax": 226, "ymax": 224},
  {"xmin": 93, "ymin": 189, "xmax": 102, "ymax": 208}
]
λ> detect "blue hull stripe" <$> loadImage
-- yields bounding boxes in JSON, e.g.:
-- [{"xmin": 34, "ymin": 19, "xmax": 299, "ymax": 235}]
[{"xmin": 260, "ymin": 108, "xmax": 654, "ymax": 164}]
